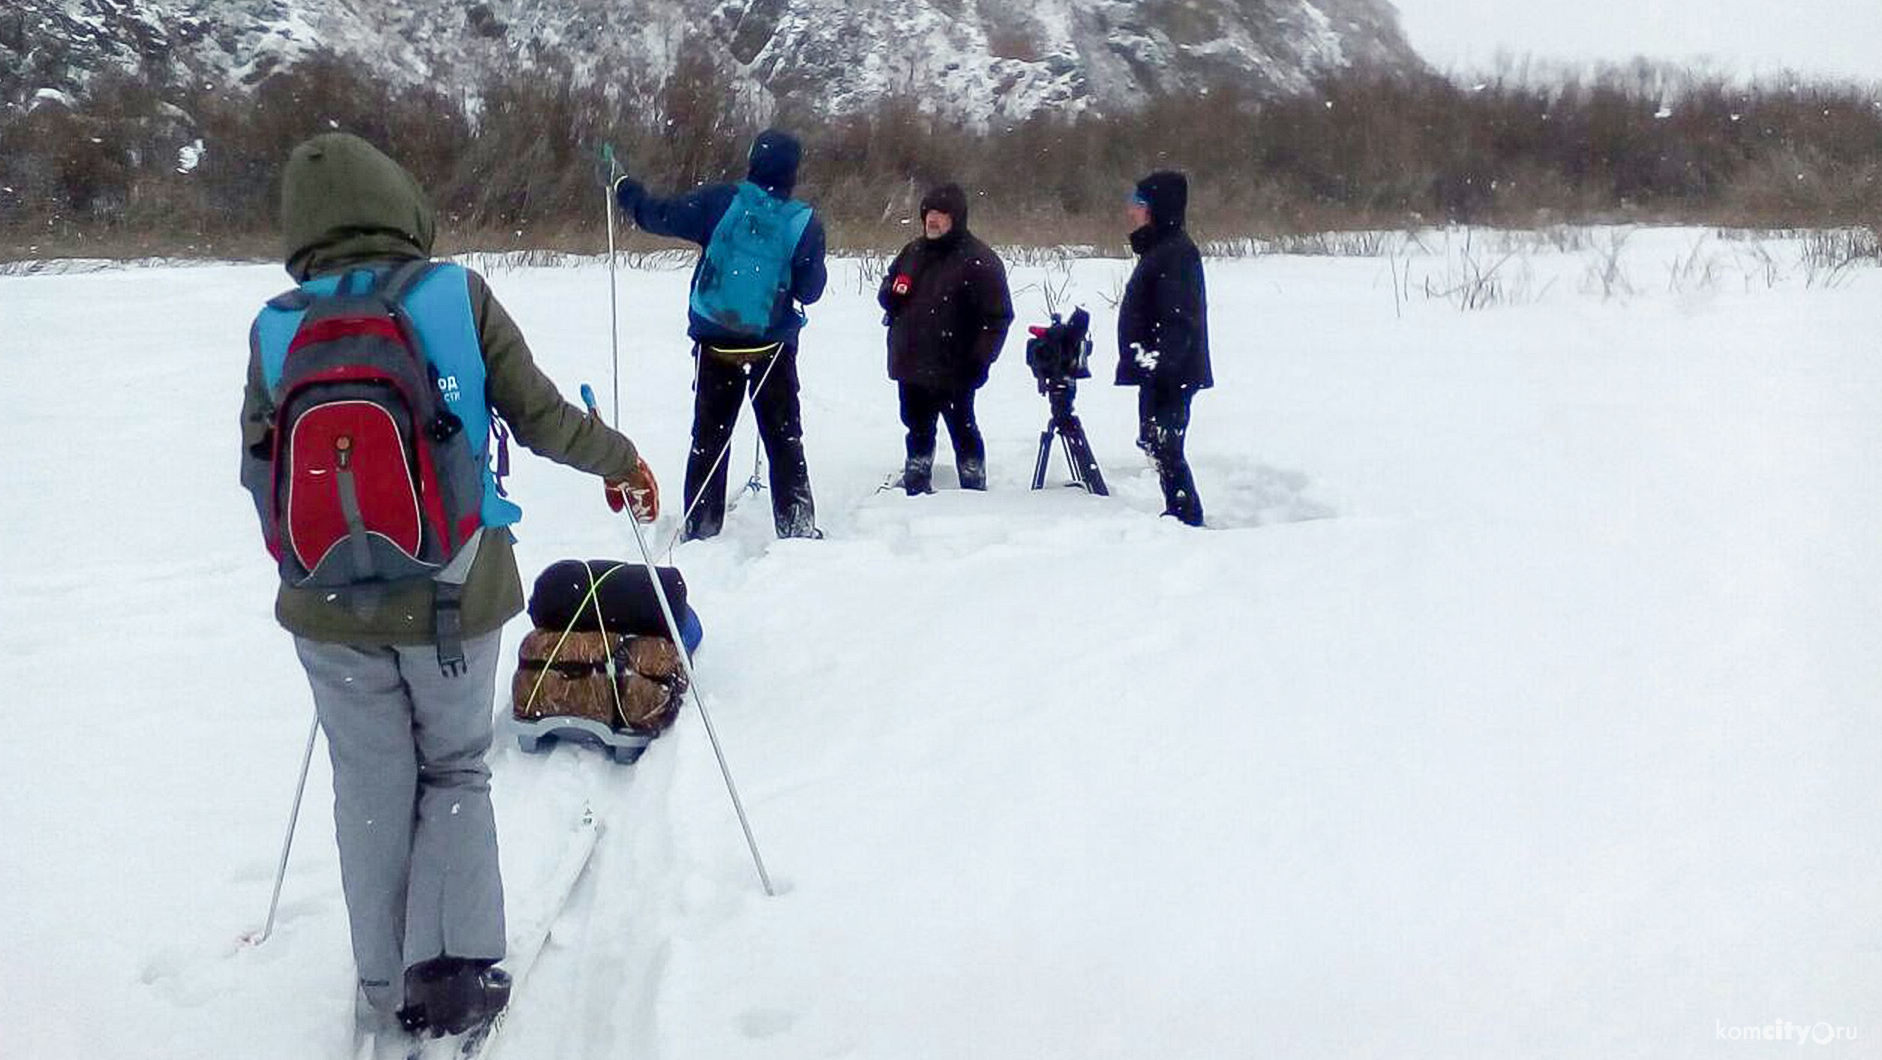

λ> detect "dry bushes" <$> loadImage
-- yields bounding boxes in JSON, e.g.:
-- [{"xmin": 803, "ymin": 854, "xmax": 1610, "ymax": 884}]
[{"xmin": 3, "ymin": 54, "xmax": 1881, "ymax": 259}]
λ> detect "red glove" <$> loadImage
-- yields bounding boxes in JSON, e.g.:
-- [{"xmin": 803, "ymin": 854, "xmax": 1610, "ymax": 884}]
[{"xmin": 605, "ymin": 460, "xmax": 659, "ymax": 522}]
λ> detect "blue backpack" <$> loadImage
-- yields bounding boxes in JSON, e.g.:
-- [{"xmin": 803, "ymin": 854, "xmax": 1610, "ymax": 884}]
[{"xmin": 690, "ymin": 181, "xmax": 813, "ymax": 339}]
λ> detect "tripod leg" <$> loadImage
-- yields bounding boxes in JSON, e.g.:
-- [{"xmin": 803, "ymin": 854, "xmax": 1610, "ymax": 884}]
[
  {"xmin": 1063, "ymin": 417, "xmax": 1109, "ymax": 497},
  {"xmin": 1032, "ymin": 426, "xmax": 1055, "ymax": 490},
  {"xmin": 1080, "ymin": 451, "xmax": 1109, "ymax": 497},
  {"xmin": 1059, "ymin": 431, "xmax": 1085, "ymax": 491}
]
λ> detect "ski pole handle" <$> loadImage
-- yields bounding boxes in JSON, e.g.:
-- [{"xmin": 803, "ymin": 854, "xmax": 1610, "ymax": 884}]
[
  {"xmin": 581, "ymin": 383, "xmax": 601, "ymax": 418},
  {"xmin": 597, "ymin": 143, "xmax": 619, "ymax": 189}
]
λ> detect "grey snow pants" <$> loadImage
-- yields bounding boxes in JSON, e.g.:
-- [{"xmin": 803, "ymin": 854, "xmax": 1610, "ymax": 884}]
[{"xmin": 294, "ymin": 630, "xmax": 507, "ymax": 1015}]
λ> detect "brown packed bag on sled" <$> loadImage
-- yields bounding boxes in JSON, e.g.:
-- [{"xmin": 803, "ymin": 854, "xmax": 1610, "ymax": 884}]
[{"xmin": 512, "ymin": 629, "xmax": 687, "ymax": 734}]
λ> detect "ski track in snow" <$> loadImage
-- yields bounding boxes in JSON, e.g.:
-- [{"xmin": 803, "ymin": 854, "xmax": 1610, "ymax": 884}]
[{"xmin": 2, "ymin": 229, "xmax": 1880, "ymax": 1059}]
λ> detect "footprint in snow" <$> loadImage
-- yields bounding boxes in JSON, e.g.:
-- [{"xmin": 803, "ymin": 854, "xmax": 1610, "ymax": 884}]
[
  {"xmin": 738, "ymin": 1007, "xmax": 800, "ymax": 1039},
  {"xmin": 1114, "ymin": 455, "xmax": 1336, "ymax": 530}
]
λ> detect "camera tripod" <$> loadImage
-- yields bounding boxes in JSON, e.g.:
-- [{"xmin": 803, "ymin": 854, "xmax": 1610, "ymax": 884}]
[{"xmin": 1031, "ymin": 382, "xmax": 1109, "ymax": 496}]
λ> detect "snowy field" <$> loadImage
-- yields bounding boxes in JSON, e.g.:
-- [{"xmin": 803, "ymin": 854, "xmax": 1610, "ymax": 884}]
[{"xmin": 2, "ymin": 228, "xmax": 1879, "ymax": 1059}]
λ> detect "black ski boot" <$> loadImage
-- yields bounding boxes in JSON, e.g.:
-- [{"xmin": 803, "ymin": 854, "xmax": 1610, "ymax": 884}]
[
  {"xmin": 773, "ymin": 482, "xmax": 822, "ymax": 537},
  {"xmin": 398, "ymin": 957, "xmax": 512, "ymax": 1037},
  {"xmin": 902, "ymin": 453, "xmax": 935, "ymax": 496}
]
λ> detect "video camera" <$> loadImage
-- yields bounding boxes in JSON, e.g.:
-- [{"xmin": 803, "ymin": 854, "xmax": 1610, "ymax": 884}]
[
  {"xmin": 1023, "ymin": 306, "xmax": 1108, "ymax": 496},
  {"xmin": 1024, "ymin": 307, "xmax": 1093, "ymax": 393}
]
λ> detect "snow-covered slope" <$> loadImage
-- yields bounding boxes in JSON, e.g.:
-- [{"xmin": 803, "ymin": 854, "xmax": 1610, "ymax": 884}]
[
  {"xmin": 2, "ymin": 229, "xmax": 1878, "ymax": 1059},
  {"xmin": 4, "ymin": 0, "xmax": 1421, "ymax": 121}
]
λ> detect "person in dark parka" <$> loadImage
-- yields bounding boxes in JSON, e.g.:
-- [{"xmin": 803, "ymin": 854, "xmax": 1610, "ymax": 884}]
[
  {"xmin": 878, "ymin": 183, "xmax": 1014, "ymax": 493},
  {"xmin": 1117, "ymin": 170, "xmax": 1211, "ymax": 526},
  {"xmin": 614, "ymin": 130, "xmax": 828, "ymax": 540}
]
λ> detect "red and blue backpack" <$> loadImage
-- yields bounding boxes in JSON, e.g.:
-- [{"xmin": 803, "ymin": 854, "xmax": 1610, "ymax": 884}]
[{"xmin": 246, "ymin": 261, "xmax": 520, "ymax": 672}]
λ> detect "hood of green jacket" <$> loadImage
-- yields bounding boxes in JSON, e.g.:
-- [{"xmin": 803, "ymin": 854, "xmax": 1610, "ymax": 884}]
[{"xmin": 281, "ymin": 133, "xmax": 436, "ymax": 281}]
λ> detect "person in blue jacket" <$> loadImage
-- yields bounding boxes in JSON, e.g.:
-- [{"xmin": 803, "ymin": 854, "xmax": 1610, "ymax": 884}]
[{"xmin": 613, "ymin": 129, "xmax": 829, "ymax": 541}]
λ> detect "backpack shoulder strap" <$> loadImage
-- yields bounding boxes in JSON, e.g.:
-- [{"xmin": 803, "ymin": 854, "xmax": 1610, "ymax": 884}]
[
  {"xmin": 781, "ymin": 199, "xmax": 813, "ymax": 250},
  {"xmin": 378, "ymin": 258, "xmax": 440, "ymax": 307},
  {"xmin": 336, "ymin": 268, "xmax": 381, "ymax": 295},
  {"xmin": 714, "ymin": 186, "xmax": 756, "ymax": 235},
  {"xmin": 265, "ymin": 288, "xmax": 313, "ymax": 311}
]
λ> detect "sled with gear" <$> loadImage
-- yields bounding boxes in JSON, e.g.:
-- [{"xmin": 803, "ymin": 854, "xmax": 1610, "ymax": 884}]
[{"xmin": 502, "ymin": 559, "xmax": 705, "ymax": 764}]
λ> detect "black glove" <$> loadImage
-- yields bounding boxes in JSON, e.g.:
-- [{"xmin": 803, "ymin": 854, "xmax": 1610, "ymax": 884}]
[{"xmin": 612, "ymin": 174, "xmax": 646, "ymax": 213}]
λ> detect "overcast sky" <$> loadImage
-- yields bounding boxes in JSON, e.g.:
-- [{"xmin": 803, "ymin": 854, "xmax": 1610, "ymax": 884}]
[{"xmin": 1386, "ymin": 0, "xmax": 1882, "ymax": 82}]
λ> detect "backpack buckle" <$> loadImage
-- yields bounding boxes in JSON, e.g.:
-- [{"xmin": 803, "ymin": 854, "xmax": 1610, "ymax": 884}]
[
  {"xmin": 435, "ymin": 583, "xmax": 466, "ymax": 677},
  {"xmin": 427, "ymin": 408, "xmax": 463, "ymax": 443}
]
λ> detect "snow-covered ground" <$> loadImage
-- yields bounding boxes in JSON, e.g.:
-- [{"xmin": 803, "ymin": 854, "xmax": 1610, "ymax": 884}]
[{"xmin": 2, "ymin": 228, "xmax": 1878, "ymax": 1059}]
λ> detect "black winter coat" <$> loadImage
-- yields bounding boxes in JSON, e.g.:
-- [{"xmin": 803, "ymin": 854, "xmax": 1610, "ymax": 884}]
[
  {"xmin": 1116, "ymin": 225, "xmax": 1212, "ymax": 389},
  {"xmin": 878, "ymin": 231, "xmax": 1014, "ymax": 390}
]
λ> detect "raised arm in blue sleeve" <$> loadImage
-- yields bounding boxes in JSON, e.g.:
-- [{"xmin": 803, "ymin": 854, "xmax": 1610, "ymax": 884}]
[
  {"xmin": 614, "ymin": 178, "xmax": 736, "ymax": 247},
  {"xmin": 791, "ymin": 213, "xmax": 828, "ymax": 306}
]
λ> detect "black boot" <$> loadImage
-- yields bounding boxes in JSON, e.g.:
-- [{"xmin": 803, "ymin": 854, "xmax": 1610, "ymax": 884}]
[
  {"xmin": 680, "ymin": 513, "xmax": 721, "ymax": 543},
  {"xmin": 902, "ymin": 453, "xmax": 935, "ymax": 496},
  {"xmin": 773, "ymin": 480, "xmax": 821, "ymax": 538},
  {"xmin": 957, "ymin": 457, "xmax": 987, "ymax": 491},
  {"xmin": 398, "ymin": 957, "xmax": 512, "ymax": 1037}
]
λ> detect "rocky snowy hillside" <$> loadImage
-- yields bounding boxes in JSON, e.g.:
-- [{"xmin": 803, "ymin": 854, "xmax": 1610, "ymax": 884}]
[{"xmin": 4, "ymin": 0, "xmax": 1422, "ymax": 122}]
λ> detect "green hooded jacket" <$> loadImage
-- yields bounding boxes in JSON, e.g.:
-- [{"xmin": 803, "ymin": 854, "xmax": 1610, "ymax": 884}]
[{"xmin": 241, "ymin": 132, "xmax": 643, "ymax": 645}]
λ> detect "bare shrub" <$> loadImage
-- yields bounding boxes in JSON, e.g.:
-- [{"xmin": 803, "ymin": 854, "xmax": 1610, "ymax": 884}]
[
  {"xmin": 1665, "ymin": 235, "xmax": 1723, "ymax": 294},
  {"xmin": 1420, "ymin": 232, "xmax": 1550, "ymax": 310},
  {"xmin": 1269, "ymin": 230, "xmax": 1396, "ymax": 256},
  {"xmin": 1731, "ymin": 240, "xmax": 1785, "ymax": 290},
  {"xmin": 1797, "ymin": 228, "xmax": 1880, "ymax": 287},
  {"xmin": 0, "ymin": 257, "xmax": 115, "ymax": 276},
  {"xmin": 853, "ymin": 250, "xmax": 891, "ymax": 295},
  {"xmin": 1580, "ymin": 229, "xmax": 1638, "ymax": 302},
  {"xmin": 1489, "ymin": 225, "xmax": 1595, "ymax": 255},
  {"xmin": 622, "ymin": 248, "xmax": 696, "ymax": 271},
  {"xmin": 1011, "ymin": 254, "xmax": 1078, "ymax": 317},
  {"xmin": 1198, "ymin": 238, "xmax": 1264, "ymax": 259}
]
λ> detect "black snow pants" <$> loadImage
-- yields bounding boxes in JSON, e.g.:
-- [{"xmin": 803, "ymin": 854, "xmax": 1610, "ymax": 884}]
[
  {"xmin": 1138, "ymin": 382, "xmax": 1204, "ymax": 526},
  {"xmin": 898, "ymin": 382, "xmax": 986, "ymax": 493},
  {"xmin": 683, "ymin": 344, "xmax": 817, "ymax": 540}
]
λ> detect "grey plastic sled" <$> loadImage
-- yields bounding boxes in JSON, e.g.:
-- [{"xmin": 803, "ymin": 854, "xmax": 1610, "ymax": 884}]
[{"xmin": 503, "ymin": 712, "xmax": 654, "ymax": 765}]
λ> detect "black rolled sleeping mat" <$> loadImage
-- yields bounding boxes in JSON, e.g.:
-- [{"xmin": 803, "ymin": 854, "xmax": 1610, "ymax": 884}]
[{"xmin": 527, "ymin": 560, "xmax": 690, "ymax": 637}]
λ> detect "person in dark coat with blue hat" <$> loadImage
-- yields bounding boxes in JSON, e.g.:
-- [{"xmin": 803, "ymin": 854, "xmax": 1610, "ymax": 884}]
[
  {"xmin": 614, "ymin": 130, "xmax": 829, "ymax": 540},
  {"xmin": 1117, "ymin": 170, "xmax": 1211, "ymax": 526}
]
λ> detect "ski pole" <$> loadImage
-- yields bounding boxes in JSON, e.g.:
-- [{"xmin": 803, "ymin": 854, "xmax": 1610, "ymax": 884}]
[
  {"xmin": 724, "ymin": 433, "xmax": 768, "ymax": 520},
  {"xmin": 600, "ymin": 143, "xmax": 622, "ymax": 426},
  {"xmin": 582, "ymin": 384, "xmax": 777, "ymax": 897},
  {"xmin": 253, "ymin": 712, "xmax": 320, "ymax": 945}
]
